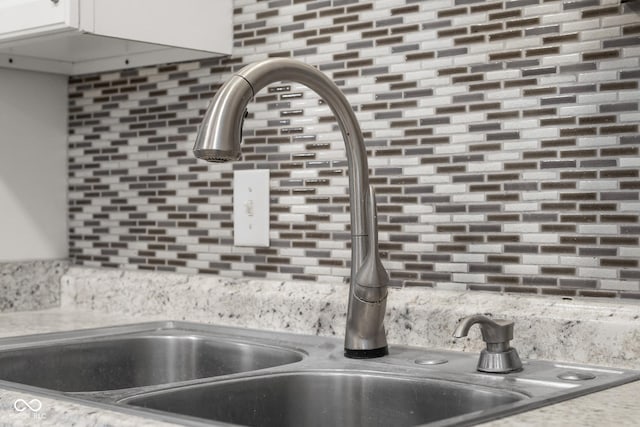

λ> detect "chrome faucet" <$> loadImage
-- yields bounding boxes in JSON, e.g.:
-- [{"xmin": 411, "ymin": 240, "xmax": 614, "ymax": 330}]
[
  {"xmin": 453, "ymin": 315, "xmax": 523, "ymax": 373},
  {"xmin": 193, "ymin": 58, "xmax": 390, "ymax": 358}
]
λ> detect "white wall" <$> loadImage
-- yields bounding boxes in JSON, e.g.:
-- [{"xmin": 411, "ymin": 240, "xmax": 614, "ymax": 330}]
[{"xmin": 0, "ymin": 67, "xmax": 67, "ymax": 261}]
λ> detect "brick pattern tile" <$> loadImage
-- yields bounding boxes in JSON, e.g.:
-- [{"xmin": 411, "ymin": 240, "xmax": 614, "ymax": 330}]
[{"xmin": 68, "ymin": 0, "xmax": 640, "ymax": 298}]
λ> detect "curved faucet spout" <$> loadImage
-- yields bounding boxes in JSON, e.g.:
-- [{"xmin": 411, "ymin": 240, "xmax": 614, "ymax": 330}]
[{"xmin": 194, "ymin": 59, "xmax": 389, "ymax": 358}]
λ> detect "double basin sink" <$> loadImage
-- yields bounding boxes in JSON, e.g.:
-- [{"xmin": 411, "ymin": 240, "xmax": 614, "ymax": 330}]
[{"xmin": 0, "ymin": 321, "xmax": 637, "ymax": 426}]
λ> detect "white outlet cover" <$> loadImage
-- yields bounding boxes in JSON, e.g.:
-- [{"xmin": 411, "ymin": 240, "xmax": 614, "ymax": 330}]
[{"xmin": 233, "ymin": 169, "xmax": 270, "ymax": 247}]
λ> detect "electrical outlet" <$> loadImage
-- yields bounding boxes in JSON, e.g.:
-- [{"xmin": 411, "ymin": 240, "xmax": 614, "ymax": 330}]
[{"xmin": 233, "ymin": 169, "xmax": 269, "ymax": 247}]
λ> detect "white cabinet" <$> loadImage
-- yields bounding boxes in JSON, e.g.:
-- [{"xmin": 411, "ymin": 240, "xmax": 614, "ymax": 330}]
[
  {"xmin": 0, "ymin": 0, "xmax": 233, "ymax": 75},
  {"xmin": 0, "ymin": 0, "xmax": 75, "ymax": 39}
]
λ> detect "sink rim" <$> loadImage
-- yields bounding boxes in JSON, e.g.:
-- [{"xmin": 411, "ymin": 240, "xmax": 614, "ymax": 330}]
[{"xmin": 0, "ymin": 320, "xmax": 310, "ymax": 354}]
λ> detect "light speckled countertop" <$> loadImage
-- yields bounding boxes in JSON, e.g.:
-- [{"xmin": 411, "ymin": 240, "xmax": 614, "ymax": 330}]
[{"xmin": 0, "ymin": 266, "xmax": 638, "ymax": 426}]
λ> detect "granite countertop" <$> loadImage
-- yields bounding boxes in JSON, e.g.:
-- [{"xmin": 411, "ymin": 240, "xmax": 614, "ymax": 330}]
[{"xmin": 0, "ymin": 307, "xmax": 637, "ymax": 427}]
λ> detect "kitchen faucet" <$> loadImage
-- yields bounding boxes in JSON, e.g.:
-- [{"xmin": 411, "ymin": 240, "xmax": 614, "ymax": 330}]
[{"xmin": 193, "ymin": 58, "xmax": 390, "ymax": 358}]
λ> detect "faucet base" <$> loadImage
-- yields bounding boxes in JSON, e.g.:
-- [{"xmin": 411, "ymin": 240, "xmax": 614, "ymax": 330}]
[{"xmin": 344, "ymin": 346, "xmax": 389, "ymax": 359}]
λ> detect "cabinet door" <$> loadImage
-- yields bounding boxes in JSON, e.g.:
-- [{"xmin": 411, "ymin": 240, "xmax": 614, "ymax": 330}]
[
  {"xmin": 85, "ymin": 0, "xmax": 232, "ymax": 55},
  {"xmin": 0, "ymin": 0, "xmax": 77, "ymax": 42}
]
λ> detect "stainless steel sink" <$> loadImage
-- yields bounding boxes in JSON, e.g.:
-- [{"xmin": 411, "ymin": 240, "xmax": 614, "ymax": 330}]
[
  {"xmin": 124, "ymin": 371, "xmax": 525, "ymax": 427},
  {"xmin": 0, "ymin": 322, "xmax": 304, "ymax": 392},
  {"xmin": 0, "ymin": 321, "xmax": 637, "ymax": 427}
]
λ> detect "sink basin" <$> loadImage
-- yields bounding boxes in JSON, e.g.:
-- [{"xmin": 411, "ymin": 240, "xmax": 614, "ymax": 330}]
[
  {"xmin": 125, "ymin": 371, "xmax": 525, "ymax": 427},
  {"xmin": 0, "ymin": 326, "xmax": 303, "ymax": 392}
]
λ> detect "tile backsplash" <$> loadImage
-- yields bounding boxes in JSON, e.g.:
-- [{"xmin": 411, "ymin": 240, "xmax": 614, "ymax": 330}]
[{"xmin": 68, "ymin": 0, "xmax": 640, "ymax": 298}]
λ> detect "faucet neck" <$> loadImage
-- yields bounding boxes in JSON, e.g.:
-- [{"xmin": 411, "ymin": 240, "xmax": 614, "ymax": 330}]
[
  {"xmin": 205, "ymin": 59, "xmax": 389, "ymax": 357},
  {"xmin": 236, "ymin": 59, "xmax": 370, "ymax": 244}
]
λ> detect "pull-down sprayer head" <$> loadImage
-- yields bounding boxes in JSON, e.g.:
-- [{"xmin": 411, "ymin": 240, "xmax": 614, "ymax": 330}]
[{"xmin": 193, "ymin": 75, "xmax": 254, "ymax": 162}]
